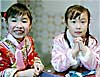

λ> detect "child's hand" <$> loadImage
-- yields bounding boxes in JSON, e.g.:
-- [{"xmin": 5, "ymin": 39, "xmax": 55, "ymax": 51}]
[
  {"xmin": 34, "ymin": 62, "xmax": 44, "ymax": 75},
  {"xmin": 72, "ymin": 39, "xmax": 80, "ymax": 59},
  {"xmin": 15, "ymin": 69, "xmax": 37, "ymax": 77},
  {"xmin": 34, "ymin": 57, "xmax": 44, "ymax": 75},
  {"xmin": 75, "ymin": 37, "xmax": 87, "ymax": 56}
]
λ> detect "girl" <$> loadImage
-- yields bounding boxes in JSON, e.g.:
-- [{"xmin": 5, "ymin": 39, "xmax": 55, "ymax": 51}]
[
  {"xmin": 51, "ymin": 5, "xmax": 100, "ymax": 77},
  {"xmin": 0, "ymin": 3, "xmax": 62, "ymax": 77}
]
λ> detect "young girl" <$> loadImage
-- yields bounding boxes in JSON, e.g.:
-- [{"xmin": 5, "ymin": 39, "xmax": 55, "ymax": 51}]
[
  {"xmin": 0, "ymin": 3, "xmax": 62, "ymax": 77},
  {"xmin": 51, "ymin": 5, "xmax": 100, "ymax": 77}
]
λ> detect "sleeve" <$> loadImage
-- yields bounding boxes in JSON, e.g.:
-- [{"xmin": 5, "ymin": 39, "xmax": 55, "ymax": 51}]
[
  {"xmin": 0, "ymin": 44, "xmax": 18, "ymax": 77},
  {"xmin": 34, "ymin": 57, "xmax": 44, "ymax": 68},
  {"xmin": 0, "ymin": 44, "xmax": 11, "ymax": 71},
  {"xmin": 79, "ymin": 39, "xmax": 100, "ymax": 70},
  {"xmin": 0, "ymin": 68, "xmax": 18, "ymax": 77},
  {"xmin": 27, "ymin": 36, "xmax": 43, "ymax": 67},
  {"xmin": 51, "ymin": 38, "xmax": 77, "ymax": 72}
]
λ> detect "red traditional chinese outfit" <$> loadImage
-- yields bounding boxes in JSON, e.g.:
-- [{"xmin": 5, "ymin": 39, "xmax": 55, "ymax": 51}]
[{"xmin": 0, "ymin": 33, "xmax": 42, "ymax": 77}]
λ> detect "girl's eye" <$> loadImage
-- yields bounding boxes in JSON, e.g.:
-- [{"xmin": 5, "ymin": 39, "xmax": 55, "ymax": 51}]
[
  {"xmin": 81, "ymin": 21, "xmax": 86, "ymax": 23},
  {"xmin": 71, "ymin": 20, "xmax": 76, "ymax": 23},
  {"xmin": 80, "ymin": 19, "xmax": 87, "ymax": 23},
  {"xmin": 11, "ymin": 18, "xmax": 17, "ymax": 22},
  {"xmin": 22, "ymin": 20, "xmax": 27, "ymax": 23},
  {"xmin": 22, "ymin": 18, "xmax": 28, "ymax": 23}
]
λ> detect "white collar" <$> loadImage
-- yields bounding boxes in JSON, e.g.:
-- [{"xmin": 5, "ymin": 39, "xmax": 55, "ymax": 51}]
[{"xmin": 6, "ymin": 33, "xmax": 24, "ymax": 49}]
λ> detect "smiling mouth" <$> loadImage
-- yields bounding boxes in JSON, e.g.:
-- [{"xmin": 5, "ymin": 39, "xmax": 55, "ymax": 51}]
[{"xmin": 14, "ymin": 30, "xmax": 24, "ymax": 34}]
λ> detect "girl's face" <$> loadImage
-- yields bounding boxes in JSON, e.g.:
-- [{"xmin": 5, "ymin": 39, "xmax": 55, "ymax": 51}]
[
  {"xmin": 67, "ymin": 12, "xmax": 88, "ymax": 38},
  {"xmin": 8, "ymin": 14, "xmax": 31, "ymax": 42}
]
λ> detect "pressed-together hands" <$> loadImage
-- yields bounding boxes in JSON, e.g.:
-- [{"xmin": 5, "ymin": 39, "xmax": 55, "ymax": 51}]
[{"xmin": 72, "ymin": 37, "xmax": 87, "ymax": 59}]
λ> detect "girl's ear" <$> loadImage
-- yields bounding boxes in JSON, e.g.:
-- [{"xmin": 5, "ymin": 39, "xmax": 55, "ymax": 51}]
[
  {"xmin": 6, "ymin": 25, "xmax": 8, "ymax": 30},
  {"xmin": 29, "ymin": 25, "xmax": 32, "ymax": 32},
  {"xmin": 64, "ymin": 19, "xmax": 68, "ymax": 28},
  {"xmin": 5, "ymin": 20, "xmax": 9, "ymax": 30},
  {"xmin": 67, "ymin": 25, "xmax": 69, "ymax": 29}
]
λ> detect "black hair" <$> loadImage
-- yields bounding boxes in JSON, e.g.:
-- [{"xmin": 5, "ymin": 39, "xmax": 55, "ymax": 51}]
[
  {"xmin": 64, "ymin": 5, "xmax": 91, "ymax": 48},
  {"xmin": 5, "ymin": 3, "xmax": 32, "ymax": 25}
]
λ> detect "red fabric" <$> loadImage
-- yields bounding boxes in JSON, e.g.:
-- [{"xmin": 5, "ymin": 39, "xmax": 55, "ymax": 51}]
[
  {"xmin": 85, "ymin": 75, "xmax": 95, "ymax": 77},
  {"xmin": 0, "ymin": 45, "xmax": 11, "ymax": 71},
  {"xmin": 27, "ymin": 36, "xmax": 39, "ymax": 65},
  {"xmin": 0, "ymin": 36, "xmax": 39, "ymax": 71}
]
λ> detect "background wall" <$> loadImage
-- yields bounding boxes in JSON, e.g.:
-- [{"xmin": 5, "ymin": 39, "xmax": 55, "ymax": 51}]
[
  {"xmin": 1, "ymin": 0, "xmax": 17, "ymax": 39},
  {"xmin": 1, "ymin": 0, "xmax": 100, "ymax": 71}
]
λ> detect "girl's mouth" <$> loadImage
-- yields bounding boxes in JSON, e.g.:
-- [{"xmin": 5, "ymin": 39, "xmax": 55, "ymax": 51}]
[
  {"xmin": 75, "ymin": 31, "xmax": 82, "ymax": 34},
  {"xmin": 14, "ymin": 30, "xmax": 24, "ymax": 34}
]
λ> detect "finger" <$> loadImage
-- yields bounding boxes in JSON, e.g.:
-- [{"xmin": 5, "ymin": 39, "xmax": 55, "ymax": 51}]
[
  {"xmin": 34, "ymin": 63, "xmax": 38, "ymax": 71},
  {"xmin": 74, "ymin": 38, "xmax": 78, "ymax": 43},
  {"xmin": 77, "ymin": 37, "xmax": 83, "ymax": 42},
  {"xmin": 35, "ymin": 63, "xmax": 41, "ymax": 72}
]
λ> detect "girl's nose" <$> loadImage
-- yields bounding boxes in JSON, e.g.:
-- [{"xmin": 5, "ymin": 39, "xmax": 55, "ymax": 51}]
[
  {"xmin": 16, "ymin": 22, "xmax": 23, "ymax": 29},
  {"xmin": 76, "ymin": 23, "xmax": 81, "ymax": 29}
]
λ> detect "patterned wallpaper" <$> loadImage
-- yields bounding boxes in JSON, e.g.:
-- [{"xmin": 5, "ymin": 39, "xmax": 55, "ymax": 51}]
[{"xmin": 19, "ymin": 0, "xmax": 65, "ymax": 67}]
